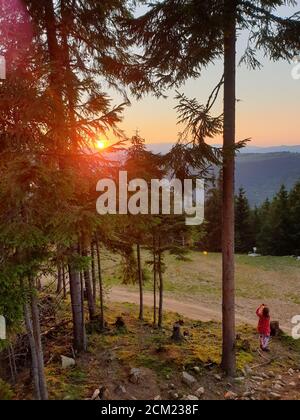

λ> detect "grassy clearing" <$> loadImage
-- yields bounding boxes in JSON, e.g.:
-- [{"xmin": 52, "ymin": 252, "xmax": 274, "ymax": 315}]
[
  {"xmin": 102, "ymin": 250, "xmax": 300, "ymax": 302},
  {"xmin": 102, "ymin": 250, "xmax": 300, "ymax": 329}
]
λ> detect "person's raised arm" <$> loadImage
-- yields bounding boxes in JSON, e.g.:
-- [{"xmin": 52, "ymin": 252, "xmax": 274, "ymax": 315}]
[{"xmin": 256, "ymin": 304, "xmax": 264, "ymax": 317}]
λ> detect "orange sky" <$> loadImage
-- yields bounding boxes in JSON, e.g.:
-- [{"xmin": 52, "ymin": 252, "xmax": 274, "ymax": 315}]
[
  {"xmin": 117, "ymin": 58, "xmax": 299, "ymax": 147},
  {"xmin": 113, "ymin": 3, "xmax": 300, "ymax": 148}
]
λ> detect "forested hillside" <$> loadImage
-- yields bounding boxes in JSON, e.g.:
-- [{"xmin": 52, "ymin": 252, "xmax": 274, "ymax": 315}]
[
  {"xmin": 148, "ymin": 147, "xmax": 300, "ymax": 206},
  {"xmin": 236, "ymin": 153, "xmax": 300, "ymax": 206},
  {"xmin": 203, "ymin": 182, "xmax": 300, "ymax": 256}
]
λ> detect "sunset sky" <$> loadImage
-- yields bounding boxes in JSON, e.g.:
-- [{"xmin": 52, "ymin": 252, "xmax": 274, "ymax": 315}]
[{"xmin": 113, "ymin": 2, "xmax": 300, "ymax": 147}]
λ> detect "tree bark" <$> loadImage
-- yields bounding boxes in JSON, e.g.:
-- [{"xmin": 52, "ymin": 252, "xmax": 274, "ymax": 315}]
[
  {"xmin": 62, "ymin": 264, "xmax": 67, "ymax": 299},
  {"xmin": 36, "ymin": 278, "xmax": 42, "ymax": 291},
  {"xmin": 56, "ymin": 263, "xmax": 63, "ymax": 295},
  {"xmin": 153, "ymin": 236, "xmax": 157, "ymax": 326},
  {"xmin": 137, "ymin": 244, "xmax": 144, "ymax": 321},
  {"xmin": 158, "ymin": 238, "xmax": 164, "ymax": 328},
  {"xmin": 29, "ymin": 280, "xmax": 48, "ymax": 400},
  {"xmin": 22, "ymin": 276, "xmax": 48, "ymax": 400},
  {"xmin": 82, "ymin": 235, "xmax": 96, "ymax": 321},
  {"xmin": 221, "ymin": 0, "xmax": 237, "ymax": 377},
  {"xmin": 95, "ymin": 236, "xmax": 105, "ymax": 330},
  {"xmin": 8, "ymin": 344, "xmax": 17, "ymax": 385},
  {"xmin": 69, "ymin": 261, "xmax": 86, "ymax": 353},
  {"xmin": 24, "ymin": 302, "xmax": 41, "ymax": 400},
  {"xmin": 91, "ymin": 242, "xmax": 97, "ymax": 304}
]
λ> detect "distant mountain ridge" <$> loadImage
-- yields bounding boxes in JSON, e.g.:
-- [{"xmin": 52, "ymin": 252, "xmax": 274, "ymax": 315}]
[
  {"xmin": 146, "ymin": 144, "xmax": 300, "ymax": 206},
  {"xmin": 147, "ymin": 143, "xmax": 300, "ymax": 154},
  {"xmin": 238, "ymin": 145, "xmax": 300, "ymax": 154},
  {"xmin": 236, "ymin": 152, "xmax": 300, "ymax": 206}
]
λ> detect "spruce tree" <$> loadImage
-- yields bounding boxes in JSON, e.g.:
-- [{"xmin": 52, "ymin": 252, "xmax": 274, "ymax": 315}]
[
  {"xmin": 235, "ymin": 188, "xmax": 254, "ymax": 254},
  {"xmin": 289, "ymin": 182, "xmax": 300, "ymax": 256},
  {"xmin": 204, "ymin": 177, "xmax": 222, "ymax": 252},
  {"xmin": 270, "ymin": 185, "xmax": 292, "ymax": 256},
  {"xmin": 128, "ymin": 0, "xmax": 300, "ymax": 375}
]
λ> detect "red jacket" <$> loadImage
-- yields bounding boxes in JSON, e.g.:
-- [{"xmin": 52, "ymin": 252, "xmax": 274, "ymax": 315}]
[{"xmin": 256, "ymin": 307, "xmax": 271, "ymax": 336}]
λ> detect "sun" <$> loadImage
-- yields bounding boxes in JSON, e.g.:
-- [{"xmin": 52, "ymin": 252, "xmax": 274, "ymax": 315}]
[{"xmin": 96, "ymin": 140, "xmax": 107, "ymax": 150}]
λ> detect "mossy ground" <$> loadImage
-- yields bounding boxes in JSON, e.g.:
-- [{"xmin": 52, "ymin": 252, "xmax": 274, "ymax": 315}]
[
  {"xmin": 11, "ymin": 301, "xmax": 300, "ymax": 401},
  {"xmin": 0, "ymin": 378, "xmax": 14, "ymax": 400}
]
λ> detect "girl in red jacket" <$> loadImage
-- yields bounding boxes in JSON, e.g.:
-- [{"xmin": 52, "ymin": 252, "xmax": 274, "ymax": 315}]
[{"xmin": 256, "ymin": 304, "xmax": 271, "ymax": 352}]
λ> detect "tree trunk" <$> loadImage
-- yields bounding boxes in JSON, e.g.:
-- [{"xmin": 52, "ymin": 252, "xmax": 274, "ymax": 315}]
[
  {"xmin": 153, "ymin": 236, "xmax": 157, "ymax": 326},
  {"xmin": 137, "ymin": 244, "xmax": 144, "ymax": 321},
  {"xmin": 24, "ymin": 302, "xmax": 41, "ymax": 400},
  {"xmin": 95, "ymin": 236, "xmax": 105, "ymax": 330},
  {"xmin": 91, "ymin": 242, "xmax": 97, "ymax": 304},
  {"xmin": 68, "ymin": 262, "xmax": 86, "ymax": 353},
  {"xmin": 82, "ymin": 236, "xmax": 96, "ymax": 321},
  {"xmin": 62, "ymin": 265, "xmax": 67, "ymax": 299},
  {"xmin": 158, "ymin": 238, "xmax": 164, "ymax": 328},
  {"xmin": 29, "ymin": 280, "xmax": 48, "ymax": 400},
  {"xmin": 221, "ymin": 0, "xmax": 237, "ymax": 377},
  {"xmin": 22, "ymin": 276, "xmax": 48, "ymax": 400},
  {"xmin": 83, "ymin": 267, "xmax": 96, "ymax": 320},
  {"xmin": 8, "ymin": 344, "xmax": 17, "ymax": 385},
  {"xmin": 44, "ymin": 0, "xmax": 66, "ymax": 155},
  {"xmin": 36, "ymin": 278, "xmax": 42, "ymax": 291},
  {"xmin": 56, "ymin": 263, "xmax": 63, "ymax": 295},
  {"xmin": 44, "ymin": 0, "xmax": 85, "ymax": 355}
]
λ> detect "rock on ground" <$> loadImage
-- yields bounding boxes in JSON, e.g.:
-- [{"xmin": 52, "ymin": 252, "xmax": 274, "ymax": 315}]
[
  {"xmin": 225, "ymin": 391, "xmax": 238, "ymax": 400},
  {"xmin": 182, "ymin": 372, "xmax": 197, "ymax": 387},
  {"xmin": 195, "ymin": 387, "xmax": 205, "ymax": 398},
  {"xmin": 61, "ymin": 355, "xmax": 75, "ymax": 369},
  {"xmin": 129, "ymin": 368, "xmax": 143, "ymax": 384}
]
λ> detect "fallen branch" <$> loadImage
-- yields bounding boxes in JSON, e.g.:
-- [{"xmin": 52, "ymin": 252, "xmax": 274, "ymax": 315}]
[{"xmin": 42, "ymin": 320, "xmax": 72, "ymax": 338}]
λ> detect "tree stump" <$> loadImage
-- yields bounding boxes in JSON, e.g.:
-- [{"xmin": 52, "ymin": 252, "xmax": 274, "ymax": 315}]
[
  {"xmin": 270, "ymin": 321, "xmax": 280, "ymax": 337},
  {"xmin": 171, "ymin": 323, "xmax": 184, "ymax": 342},
  {"xmin": 115, "ymin": 317, "xmax": 126, "ymax": 329},
  {"xmin": 241, "ymin": 339, "xmax": 251, "ymax": 352}
]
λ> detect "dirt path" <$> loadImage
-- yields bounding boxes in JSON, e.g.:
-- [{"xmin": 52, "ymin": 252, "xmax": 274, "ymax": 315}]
[{"xmin": 109, "ymin": 287, "xmax": 257, "ymax": 327}]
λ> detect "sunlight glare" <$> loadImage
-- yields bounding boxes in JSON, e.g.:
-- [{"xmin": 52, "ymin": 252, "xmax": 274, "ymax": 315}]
[{"xmin": 96, "ymin": 140, "xmax": 107, "ymax": 150}]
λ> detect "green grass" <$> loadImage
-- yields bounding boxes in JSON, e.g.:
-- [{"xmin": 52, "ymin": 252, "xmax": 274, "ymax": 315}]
[
  {"xmin": 103, "ymin": 251, "xmax": 300, "ymax": 303},
  {"xmin": 46, "ymin": 366, "xmax": 88, "ymax": 400},
  {"xmin": 0, "ymin": 379, "xmax": 14, "ymax": 400},
  {"xmin": 100, "ymin": 250, "xmax": 300, "ymax": 333},
  {"xmin": 236, "ymin": 255, "xmax": 300, "ymax": 271},
  {"xmin": 280, "ymin": 333, "xmax": 300, "ymax": 352}
]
